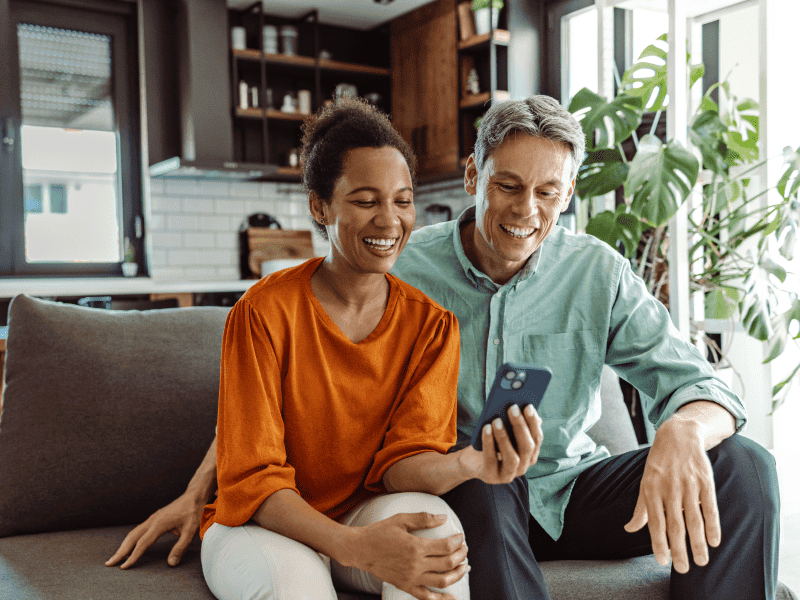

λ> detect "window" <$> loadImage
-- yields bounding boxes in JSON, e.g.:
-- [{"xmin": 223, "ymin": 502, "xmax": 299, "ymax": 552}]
[{"xmin": 0, "ymin": 0, "xmax": 143, "ymax": 276}]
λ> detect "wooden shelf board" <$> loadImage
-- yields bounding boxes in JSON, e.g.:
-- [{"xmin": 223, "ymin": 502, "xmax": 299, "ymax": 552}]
[
  {"xmin": 233, "ymin": 49, "xmax": 388, "ymax": 76},
  {"xmin": 235, "ymin": 108, "xmax": 308, "ymax": 122},
  {"xmin": 459, "ymin": 90, "xmax": 510, "ymax": 109},
  {"xmin": 458, "ymin": 29, "xmax": 510, "ymax": 51},
  {"xmin": 276, "ymin": 167, "xmax": 302, "ymax": 177},
  {"xmin": 265, "ymin": 109, "xmax": 308, "ymax": 121}
]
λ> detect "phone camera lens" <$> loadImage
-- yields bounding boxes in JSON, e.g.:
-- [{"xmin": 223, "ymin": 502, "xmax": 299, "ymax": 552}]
[
  {"xmin": 511, "ymin": 380, "xmax": 523, "ymax": 389},
  {"xmin": 517, "ymin": 372, "xmax": 527, "ymax": 379},
  {"xmin": 505, "ymin": 370, "xmax": 517, "ymax": 380}
]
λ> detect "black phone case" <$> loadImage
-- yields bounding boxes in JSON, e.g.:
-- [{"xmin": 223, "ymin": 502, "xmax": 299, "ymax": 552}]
[{"xmin": 470, "ymin": 363, "xmax": 552, "ymax": 452}]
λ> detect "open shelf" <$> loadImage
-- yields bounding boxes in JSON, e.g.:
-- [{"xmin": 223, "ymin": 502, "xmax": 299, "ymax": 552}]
[
  {"xmin": 460, "ymin": 90, "xmax": 510, "ymax": 109},
  {"xmin": 235, "ymin": 108, "xmax": 309, "ymax": 121},
  {"xmin": 232, "ymin": 49, "xmax": 389, "ymax": 77},
  {"xmin": 458, "ymin": 29, "xmax": 510, "ymax": 51}
]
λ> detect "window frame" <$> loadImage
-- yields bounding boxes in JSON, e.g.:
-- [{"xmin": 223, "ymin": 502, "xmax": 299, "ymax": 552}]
[{"xmin": 0, "ymin": 0, "xmax": 144, "ymax": 277}]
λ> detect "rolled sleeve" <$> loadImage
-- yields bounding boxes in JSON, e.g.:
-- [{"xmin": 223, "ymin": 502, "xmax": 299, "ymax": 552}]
[
  {"xmin": 607, "ymin": 259, "xmax": 748, "ymax": 434},
  {"xmin": 213, "ymin": 299, "xmax": 300, "ymax": 528},
  {"xmin": 364, "ymin": 312, "xmax": 460, "ymax": 490}
]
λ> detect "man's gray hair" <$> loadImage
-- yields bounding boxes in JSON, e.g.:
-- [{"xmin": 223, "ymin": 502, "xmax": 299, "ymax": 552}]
[{"xmin": 474, "ymin": 95, "xmax": 586, "ymax": 181}]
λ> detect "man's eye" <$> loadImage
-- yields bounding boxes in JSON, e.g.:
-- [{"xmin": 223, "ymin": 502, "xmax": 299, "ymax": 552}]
[{"xmin": 500, "ymin": 184, "xmax": 516, "ymax": 192}]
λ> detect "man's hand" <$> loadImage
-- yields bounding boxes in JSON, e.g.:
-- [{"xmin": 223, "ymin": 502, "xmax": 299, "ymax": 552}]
[
  {"xmin": 105, "ymin": 492, "xmax": 204, "ymax": 569},
  {"xmin": 458, "ymin": 404, "xmax": 543, "ymax": 484},
  {"xmin": 348, "ymin": 512, "xmax": 469, "ymax": 600},
  {"xmin": 624, "ymin": 417, "xmax": 721, "ymax": 574}
]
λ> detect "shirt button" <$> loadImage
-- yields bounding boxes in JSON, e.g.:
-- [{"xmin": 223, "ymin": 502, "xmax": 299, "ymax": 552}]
[{"xmin": 493, "ymin": 338, "xmax": 500, "ymax": 345}]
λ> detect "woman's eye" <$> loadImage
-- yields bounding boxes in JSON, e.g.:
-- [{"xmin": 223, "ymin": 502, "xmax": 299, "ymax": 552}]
[
  {"xmin": 396, "ymin": 199, "xmax": 413, "ymax": 206},
  {"xmin": 354, "ymin": 200, "xmax": 376, "ymax": 206}
]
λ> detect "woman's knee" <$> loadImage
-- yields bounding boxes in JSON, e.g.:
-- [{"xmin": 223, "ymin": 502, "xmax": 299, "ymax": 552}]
[{"xmin": 354, "ymin": 492, "xmax": 465, "ymax": 539}]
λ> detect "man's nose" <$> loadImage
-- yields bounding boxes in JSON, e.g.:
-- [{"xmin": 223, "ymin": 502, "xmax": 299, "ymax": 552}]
[{"xmin": 515, "ymin": 189, "xmax": 539, "ymax": 218}]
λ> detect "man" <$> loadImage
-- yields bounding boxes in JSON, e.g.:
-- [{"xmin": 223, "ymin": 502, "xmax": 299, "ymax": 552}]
[{"xmin": 107, "ymin": 96, "xmax": 779, "ymax": 600}]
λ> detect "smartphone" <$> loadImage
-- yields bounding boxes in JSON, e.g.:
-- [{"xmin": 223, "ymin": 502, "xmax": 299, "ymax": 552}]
[{"xmin": 470, "ymin": 363, "xmax": 552, "ymax": 452}]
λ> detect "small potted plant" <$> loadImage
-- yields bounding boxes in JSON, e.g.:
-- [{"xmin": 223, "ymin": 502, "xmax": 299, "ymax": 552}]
[
  {"xmin": 122, "ymin": 237, "xmax": 138, "ymax": 277},
  {"xmin": 472, "ymin": 0, "xmax": 503, "ymax": 35}
]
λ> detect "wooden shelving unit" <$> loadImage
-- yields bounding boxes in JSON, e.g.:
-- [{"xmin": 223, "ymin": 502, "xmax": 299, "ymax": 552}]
[
  {"xmin": 229, "ymin": 6, "xmax": 390, "ymax": 178},
  {"xmin": 456, "ymin": 9, "xmax": 509, "ymax": 164}
]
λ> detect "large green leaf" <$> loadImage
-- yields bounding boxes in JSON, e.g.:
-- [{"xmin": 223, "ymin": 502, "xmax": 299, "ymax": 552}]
[
  {"xmin": 619, "ymin": 34, "xmax": 704, "ymax": 112},
  {"xmin": 690, "ymin": 110, "xmax": 730, "ymax": 178},
  {"xmin": 764, "ymin": 300, "xmax": 800, "ymax": 363},
  {"xmin": 568, "ymin": 88, "xmax": 642, "ymax": 151},
  {"xmin": 704, "ymin": 286, "xmax": 740, "ymax": 320},
  {"xmin": 778, "ymin": 146, "xmax": 800, "ymax": 200},
  {"xmin": 724, "ymin": 97, "xmax": 759, "ymax": 164},
  {"xmin": 624, "ymin": 134, "xmax": 700, "ymax": 227},
  {"xmin": 576, "ymin": 148, "xmax": 629, "ymax": 200},
  {"xmin": 585, "ymin": 205, "xmax": 646, "ymax": 259}
]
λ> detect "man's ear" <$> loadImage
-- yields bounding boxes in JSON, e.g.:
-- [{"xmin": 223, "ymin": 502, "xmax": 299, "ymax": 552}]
[
  {"xmin": 560, "ymin": 179, "xmax": 577, "ymax": 213},
  {"xmin": 464, "ymin": 154, "xmax": 479, "ymax": 196}
]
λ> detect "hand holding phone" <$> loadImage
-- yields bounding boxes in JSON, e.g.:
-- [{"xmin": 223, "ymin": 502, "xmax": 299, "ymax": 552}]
[{"xmin": 470, "ymin": 363, "xmax": 551, "ymax": 453}]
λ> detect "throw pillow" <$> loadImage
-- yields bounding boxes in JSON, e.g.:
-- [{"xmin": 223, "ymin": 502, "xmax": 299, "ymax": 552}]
[{"xmin": 0, "ymin": 294, "xmax": 229, "ymax": 538}]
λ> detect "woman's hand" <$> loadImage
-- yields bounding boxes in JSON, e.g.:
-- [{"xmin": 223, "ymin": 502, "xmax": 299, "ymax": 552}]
[
  {"xmin": 344, "ymin": 512, "xmax": 469, "ymax": 600},
  {"xmin": 458, "ymin": 403, "xmax": 543, "ymax": 484},
  {"xmin": 105, "ymin": 492, "xmax": 205, "ymax": 569}
]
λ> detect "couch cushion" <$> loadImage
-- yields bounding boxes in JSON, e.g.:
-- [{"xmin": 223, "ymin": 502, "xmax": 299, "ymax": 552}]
[
  {"xmin": 587, "ymin": 366, "xmax": 640, "ymax": 455},
  {"xmin": 0, "ymin": 526, "xmax": 796, "ymax": 600},
  {"xmin": 0, "ymin": 295, "xmax": 229, "ymax": 538}
]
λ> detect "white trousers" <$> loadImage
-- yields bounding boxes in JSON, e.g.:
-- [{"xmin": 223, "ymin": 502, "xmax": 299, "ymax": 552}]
[{"xmin": 201, "ymin": 492, "xmax": 470, "ymax": 600}]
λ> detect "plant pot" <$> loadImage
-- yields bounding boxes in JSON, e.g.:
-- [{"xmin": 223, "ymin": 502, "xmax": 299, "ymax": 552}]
[
  {"xmin": 121, "ymin": 262, "xmax": 138, "ymax": 277},
  {"xmin": 473, "ymin": 8, "xmax": 499, "ymax": 35}
]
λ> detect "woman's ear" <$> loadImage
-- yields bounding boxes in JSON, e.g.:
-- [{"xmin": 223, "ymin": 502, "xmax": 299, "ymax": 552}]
[{"xmin": 308, "ymin": 192, "xmax": 325, "ymax": 223}]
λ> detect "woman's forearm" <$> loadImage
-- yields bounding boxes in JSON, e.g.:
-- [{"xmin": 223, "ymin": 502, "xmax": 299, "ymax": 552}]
[
  {"xmin": 185, "ymin": 436, "xmax": 218, "ymax": 506},
  {"xmin": 383, "ymin": 450, "xmax": 471, "ymax": 496},
  {"xmin": 252, "ymin": 488, "xmax": 357, "ymax": 566}
]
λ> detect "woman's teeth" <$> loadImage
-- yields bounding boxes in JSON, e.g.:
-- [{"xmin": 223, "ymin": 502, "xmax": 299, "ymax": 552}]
[
  {"xmin": 364, "ymin": 237, "xmax": 397, "ymax": 249},
  {"xmin": 500, "ymin": 225, "xmax": 535, "ymax": 238}
]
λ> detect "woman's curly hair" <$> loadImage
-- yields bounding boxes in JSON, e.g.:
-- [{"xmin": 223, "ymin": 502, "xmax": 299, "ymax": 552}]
[{"xmin": 300, "ymin": 96, "xmax": 417, "ymax": 239}]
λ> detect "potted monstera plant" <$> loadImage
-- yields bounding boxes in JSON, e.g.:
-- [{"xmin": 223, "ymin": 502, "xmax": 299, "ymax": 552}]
[{"xmin": 569, "ymin": 34, "xmax": 800, "ymax": 410}]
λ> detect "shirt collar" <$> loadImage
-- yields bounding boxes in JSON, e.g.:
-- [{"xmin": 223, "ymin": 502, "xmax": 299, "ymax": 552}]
[{"xmin": 452, "ymin": 205, "xmax": 543, "ymax": 288}]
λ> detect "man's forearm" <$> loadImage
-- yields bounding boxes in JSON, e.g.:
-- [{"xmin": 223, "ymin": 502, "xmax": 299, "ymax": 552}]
[
  {"xmin": 383, "ymin": 450, "xmax": 471, "ymax": 496},
  {"xmin": 664, "ymin": 400, "xmax": 736, "ymax": 450},
  {"xmin": 184, "ymin": 436, "xmax": 218, "ymax": 505}
]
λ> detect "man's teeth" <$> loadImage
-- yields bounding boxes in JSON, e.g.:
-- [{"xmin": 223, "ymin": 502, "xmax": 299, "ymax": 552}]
[
  {"xmin": 501, "ymin": 225, "xmax": 535, "ymax": 238},
  {"xmin": 364, "ymin": 238, "xmax": 397, "ymax": 248}
]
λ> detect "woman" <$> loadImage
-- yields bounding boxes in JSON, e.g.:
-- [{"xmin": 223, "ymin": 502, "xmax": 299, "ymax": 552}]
[{"xmin": 199, "ymin": 97, "xmax": 471, "ymax": 600}]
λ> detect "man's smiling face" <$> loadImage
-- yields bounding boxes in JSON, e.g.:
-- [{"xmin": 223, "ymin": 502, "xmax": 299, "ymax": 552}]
[{"xmin": 464, "ymin": 133, "xmax": 575, "ymax": 283}]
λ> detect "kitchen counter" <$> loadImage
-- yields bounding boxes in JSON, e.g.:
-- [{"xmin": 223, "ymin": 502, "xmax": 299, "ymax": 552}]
[{"xmin": 0, "ymin": 278, "xmax": 256, "ymax": 300}]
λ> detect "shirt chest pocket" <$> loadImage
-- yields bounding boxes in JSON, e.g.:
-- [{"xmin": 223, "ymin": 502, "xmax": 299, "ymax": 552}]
[{"xmin": 517, "ymin": 330, "xmax": 602, "ymax": 419}]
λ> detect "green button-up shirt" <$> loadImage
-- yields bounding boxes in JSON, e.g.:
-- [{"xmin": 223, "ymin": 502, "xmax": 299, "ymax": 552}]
[{"xmin": 391, "ymin": 206, "xmax": 747, "ymax": 540}]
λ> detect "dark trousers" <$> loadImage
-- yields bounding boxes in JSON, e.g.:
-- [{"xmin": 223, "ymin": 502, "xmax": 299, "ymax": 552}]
[{"xmin": 442, "ymin": 434, "xmax": 780, "ymax": 600}]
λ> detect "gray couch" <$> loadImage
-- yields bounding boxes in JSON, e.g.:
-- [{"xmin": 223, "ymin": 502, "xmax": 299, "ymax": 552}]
[{"xmin": 0, "ymin": 294, "xmax": 795, "ymax": 600}]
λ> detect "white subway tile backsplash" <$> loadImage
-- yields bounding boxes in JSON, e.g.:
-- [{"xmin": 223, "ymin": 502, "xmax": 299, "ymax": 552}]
[
  {"xmin": 150, "ymin": 267, "xmax": 186, "ymax": 280},
  {"xmin": 193, "ymin": 180, "xmax": 230, "ymax": 197},
  {"xmin": 215, "ymin": 266, "xmax": 240, "ymax": 280},
  {"xmin": 147, "ymin": 179, "xmax": 165, "ymax": 195},
  {"xmin": 182, "ymin": 267, "xmax": 220, "ymax": 280},
  {"xmin": 150, "ymin": 249, "xmax": 168, "ymax": 268},
  {"xmin": 182, "ymin": 197, "xmax": 215, "ymax": 214},
  {"xmin": 150, "ymin": 196, "xmax": 183, "ymax": 213},
  {"xmin": 201, "ymin": 249, "xmax": 237, "ymax": 266},
  {"xmin": 168, "ymin": 249, "xmax": 204, "ymax": 266},
  {"xmin": 183, "ymin": 232, "xmax": 216, "ymax": 248},
  {"xmin": 215, "ymin": 232, "xmax": 238, "ymax": 249},
  {"xmin": 199, "ymin": 215, "xmax": 233, "ymax": 231},
  {"xmin": 214, "ymin": 198, "xmax": 247, "ymax": 215},
  {"xmin": 164, "ymin": 178, "xmax": 199, "ymax": 196},
  {"xmin": 167, "ymin": 215, "xmax": 200, "ymax": 231},
  {"xmin": 151, "ymin": 231, "xmax": 183, "ymax": 248},
  {"xmin": 230, "ymin": 182, "xmax": 261, "ymax": 198},
  {"xmin": 148, "ymin": 213, "xmax": 165, "ymax": 231}
]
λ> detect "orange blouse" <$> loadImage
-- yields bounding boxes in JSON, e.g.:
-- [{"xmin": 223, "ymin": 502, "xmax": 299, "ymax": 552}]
[{"xmin": 200, "ymin": 257, "xmax": 460, "ymax": 537}]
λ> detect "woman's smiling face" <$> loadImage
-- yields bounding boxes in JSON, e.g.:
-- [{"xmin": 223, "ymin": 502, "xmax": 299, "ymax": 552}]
[
  {"xmin": 465, "ymin": 133, "xmax": 575, "ymax": 280},
  {"xmin": 312, "ymin": 146, "xmax": 415, "ymax": 276}
]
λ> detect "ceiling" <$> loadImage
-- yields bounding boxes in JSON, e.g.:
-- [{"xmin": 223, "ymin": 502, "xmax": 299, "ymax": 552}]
[{"xmin": 226, "ymin": 0, "xmax": 436, "ymax": 30}]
